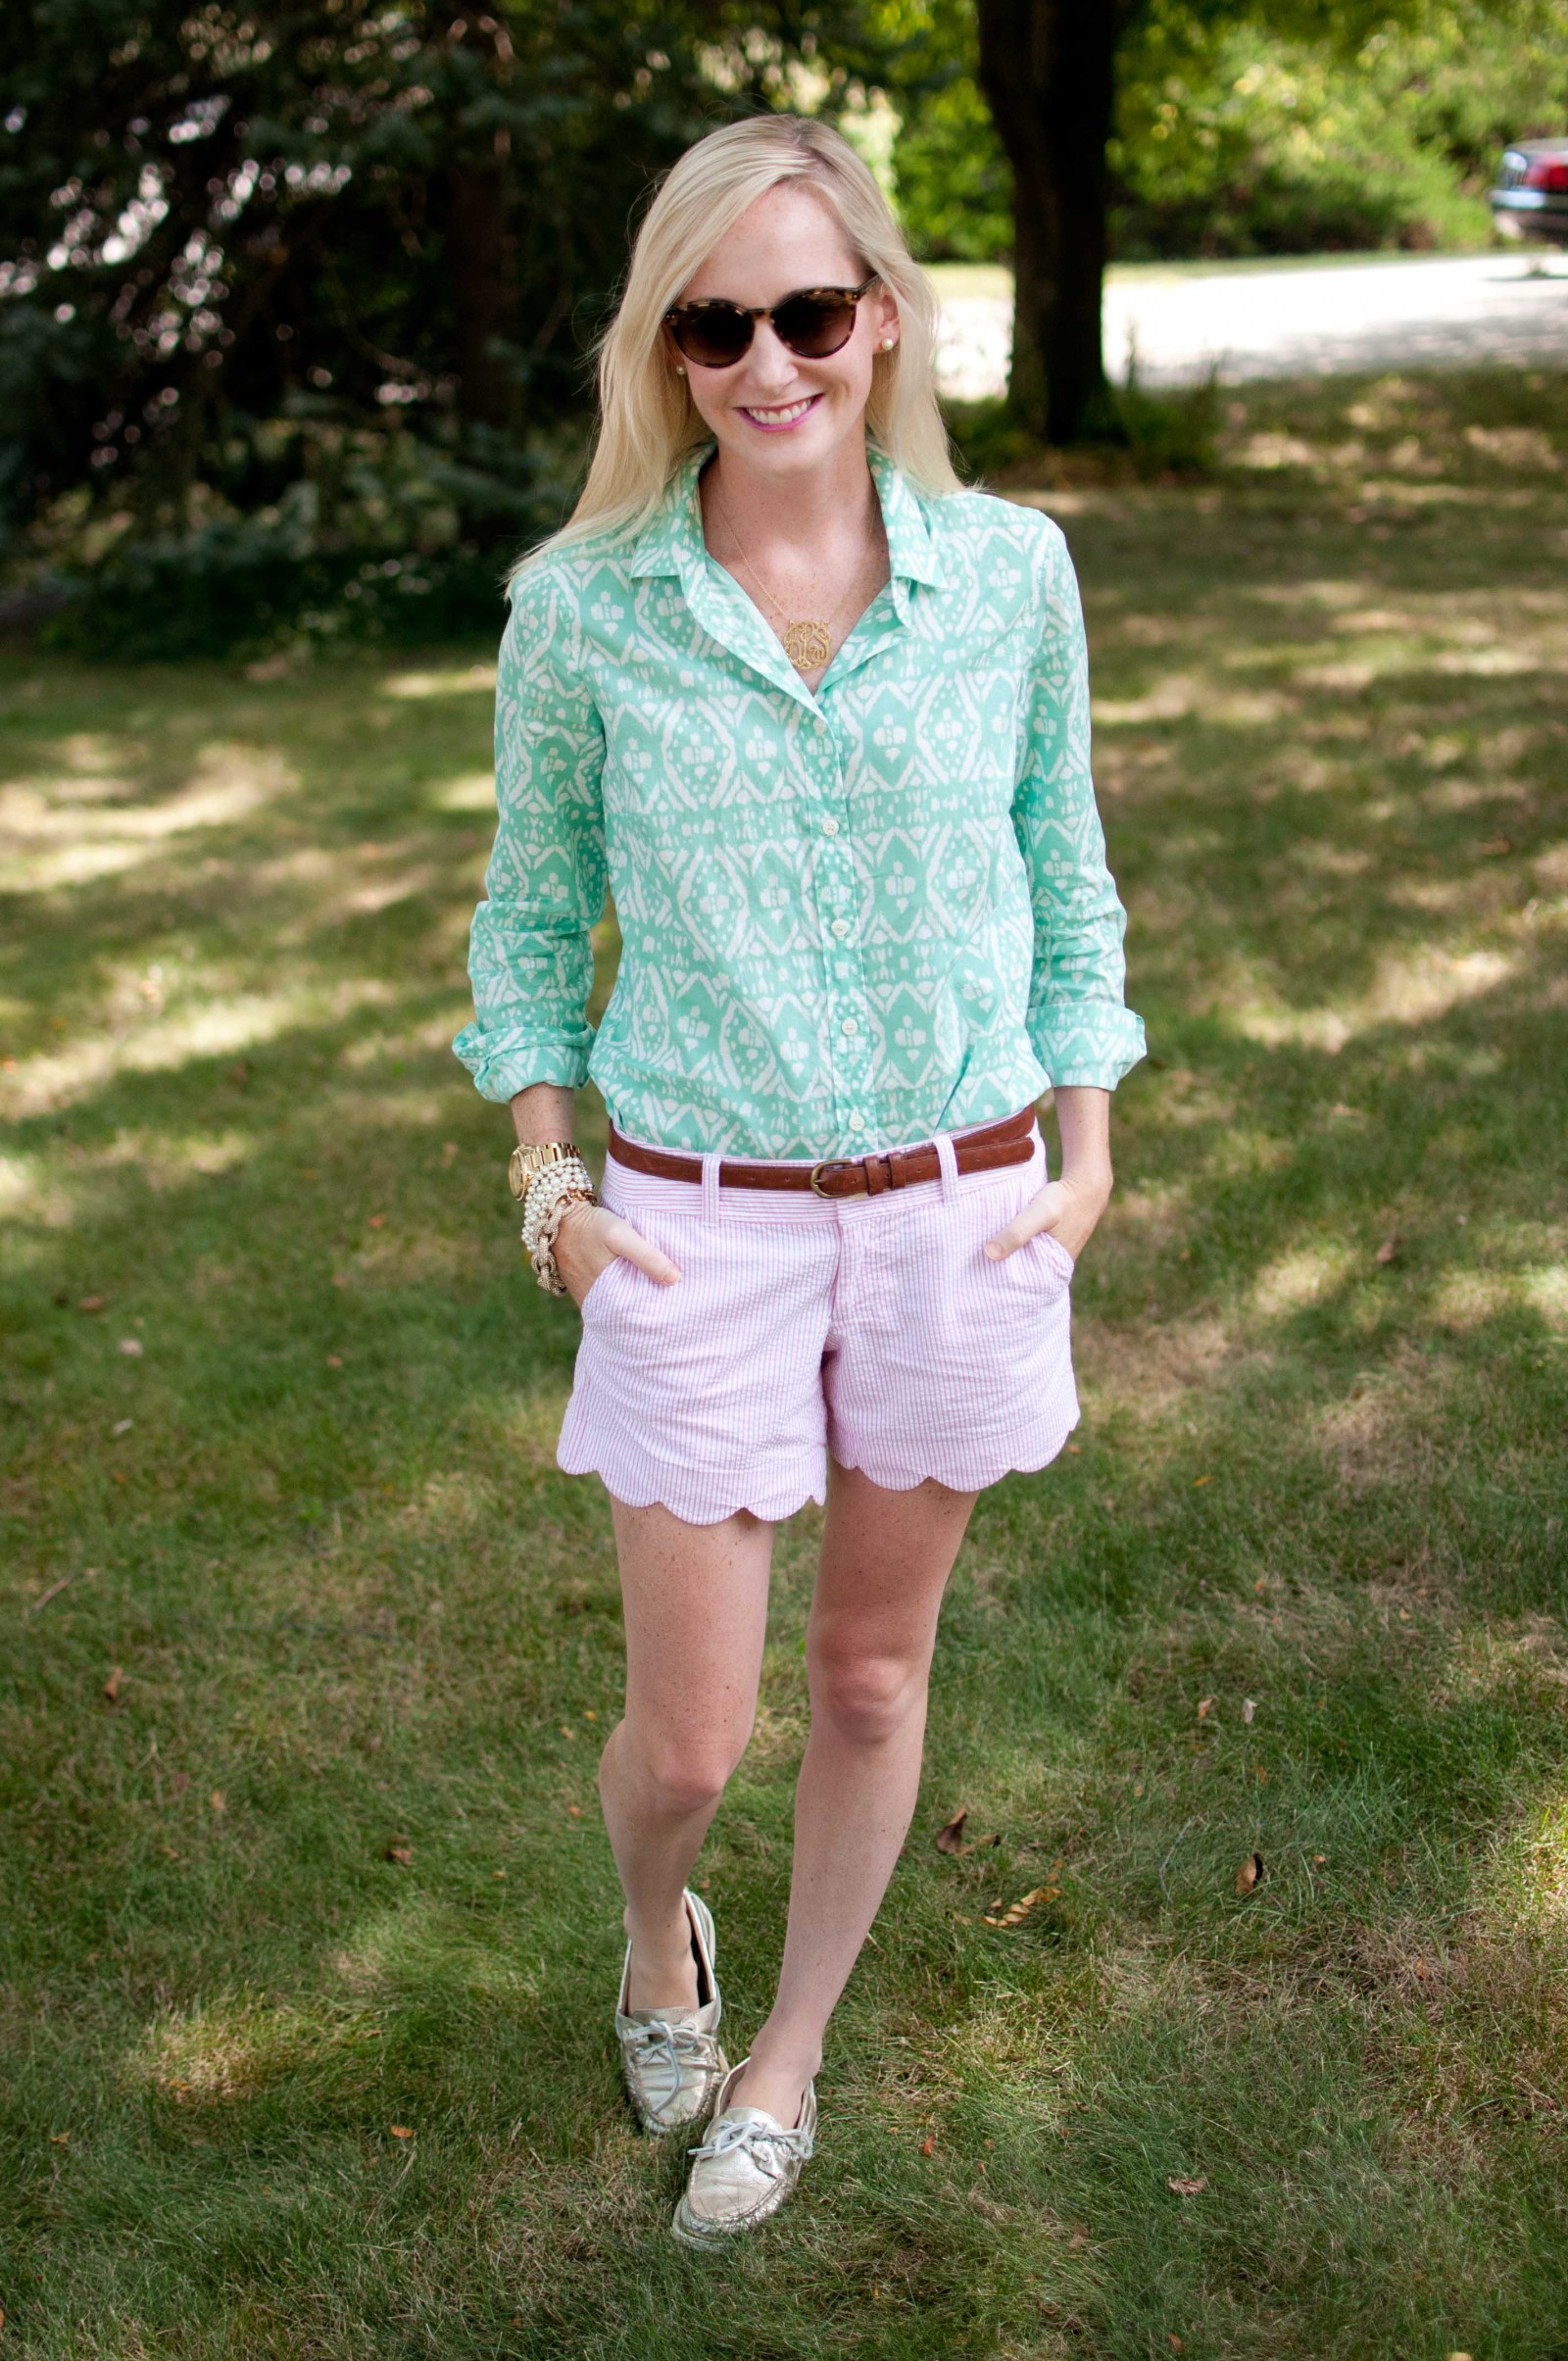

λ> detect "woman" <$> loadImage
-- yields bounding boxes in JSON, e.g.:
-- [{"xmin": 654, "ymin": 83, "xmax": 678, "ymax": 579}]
[{"xmin": 453, "ymin": 114, "xmax": 1144, "ymax": 2247}]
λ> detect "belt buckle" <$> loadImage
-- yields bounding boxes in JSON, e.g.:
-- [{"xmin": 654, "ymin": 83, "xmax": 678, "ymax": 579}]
[{"xmin": 808, "ymin": 1157, "xmax": 865, "ymax": 1198}]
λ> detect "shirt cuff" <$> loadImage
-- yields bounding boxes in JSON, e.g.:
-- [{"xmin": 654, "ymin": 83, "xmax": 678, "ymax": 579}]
[
  {"xmin": 1029, "ymin": 1006, "xmax": 1148, "ymax": 1092},
  {"xmin": 451, "ymin": 1021, "xmax": 592, "ymax": 1102}
]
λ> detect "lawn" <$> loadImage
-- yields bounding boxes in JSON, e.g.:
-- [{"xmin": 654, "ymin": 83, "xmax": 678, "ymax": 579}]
[{"xmin": 2, "ymin": 368, "xmax": 1565, "ymax": 2360}]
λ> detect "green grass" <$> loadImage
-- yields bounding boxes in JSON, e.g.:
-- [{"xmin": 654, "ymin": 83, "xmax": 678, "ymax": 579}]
[{"xmin": 2, "ymin": 368, "xmax": 1566, "ymax": 2358}]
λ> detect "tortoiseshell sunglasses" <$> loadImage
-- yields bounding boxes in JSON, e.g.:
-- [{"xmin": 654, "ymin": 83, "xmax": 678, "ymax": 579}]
[{"xmin": 663, "ymin": 273, "xmax": 881, "ymax": 368}]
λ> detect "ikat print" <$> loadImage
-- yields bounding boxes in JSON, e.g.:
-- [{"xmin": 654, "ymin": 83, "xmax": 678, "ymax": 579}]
[{"xmin": 453, "ymin": 442, "xmax": 1146, "ymax": 1159}]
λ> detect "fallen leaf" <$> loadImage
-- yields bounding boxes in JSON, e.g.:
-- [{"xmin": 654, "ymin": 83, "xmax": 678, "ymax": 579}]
[
  {"xmin": 1067, "ymin": 2225, "xmax": 1088, "ymax": 2249},
  {"xmin": 1243, "ymin": 1697, "xmax": 1256, "ymax": 1723},
  {"xmin": 560, "ymin": 1726, "xmax": 574, "ymax": 1740},
  {"xmin": 1374, "ymin": 1232, "xmax": 1401, "ymax": 1265},
  {"xmin": 1254, "ymin": 1578, "xmax": 1266, "ymax": 1594},
  {"xmin": 584, "ymin": 1708, "xmax": 598, "ymax": 1721},
  {"xmin": 325, "ymin": 1355, "xmax": 343, "ymax": 1369},
  {"xmin": 1167, "ymin": 2176, "xmax": 1206, "ymax": 2196},
  {"xmin": 211, "ymin": 1790, "xmax": 224, "ymax": 1813},
  {"xmin": 919, "ymin": 2133, "xmax": 935, "ymax": 2155},
  {"xmin": 1477, "ymin": 836, "xmax": 1511, "ymax": 857},
  {"xmin": 1170, "ymin": 2338, "xmax": 1185, "ymax": 2352},
  {"xmin": 368, "ymin": 1213, "xmax": 387, "ymax": 1229},
  {"xmin": 331, "ymin": 1273, "xmax": 350, "ymax": 1289},
  {"xmin": 388, "ymin": 2125, "xmax": 414, "ymax": 2140},
  {"xmin": 1193, "ymin": 1474, "xmax": 1211, "ymax": 1488},
  {"xmin": 1065, "ymin": 1442, "xmax": 1081, "ymax": 1454},
  {"xmin": 936, "ymin": 1808, "xmax": 969, "ymax": 1855},
  {"xmin": 76, "ymin": 1295, "xmax": 106, "ymax": 1313},
  {"xmin": 1133, "ymin": 1782, "xmax": 1145, "ymax": 1796},
  {"xmin": 102, "ymin": 1666, "xmax": 122, "ymax": 1703},
  {"xmin": 565, "ymin": 1803, "xmax": 582, "ymax": 1817},
  {"xmin": 1235, "ymin": 1851, "xmax": 1265, "ymax": 1895},
  {"xmin": 50, "ymin": 2132, "xmax": 69, "ymax": 2146},
  {"xmin": 118, "ymin": 1337, "xmax": 144, "ymax": 1357},
  {"xmin": 1312, "ymin": 1852, "xmax": 1326, "ymax": 1864},
  {"xmin": 983, "ymin": 1868, "xmax": 1061, "ymax": 1929},
  {"xmin": 112, "ymin": 1417, "xmax": 134, "ymax": 1435},
  {"xmin": 384, "ymin": 1844, "xmax": 413, "ymax": 1865},
  {"xmin": 441, "ymin": 1142, "xmax": 459, "ymax": 1161},
  {"xmin": 1197, "ymin": 1697, "xmax": 1212, "ymax": 1720}
]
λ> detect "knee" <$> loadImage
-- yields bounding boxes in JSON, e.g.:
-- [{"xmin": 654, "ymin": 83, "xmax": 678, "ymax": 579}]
[
  {"xmin": 808, "ymin": 1647, "xmax": 925, "ymax": 1747},
  {"xmin": 617, "ymin": 1722, "xmax": 751, "ymax": 1815}
]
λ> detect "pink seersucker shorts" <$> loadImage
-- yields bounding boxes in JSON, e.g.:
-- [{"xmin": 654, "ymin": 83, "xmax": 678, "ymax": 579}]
[{"xmin": 555, "ymin": 1110, "xmax": 1079, "ymax": 1526}]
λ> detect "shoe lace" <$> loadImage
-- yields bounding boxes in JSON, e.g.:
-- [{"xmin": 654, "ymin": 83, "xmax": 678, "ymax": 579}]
[
  {"xmin": 623, "ymin": 2017, "xmax": 714, "ymax": 2080},
  {"xmin": 686, "ymin": 2112, "xmax": 814, "ymax": 2169}
]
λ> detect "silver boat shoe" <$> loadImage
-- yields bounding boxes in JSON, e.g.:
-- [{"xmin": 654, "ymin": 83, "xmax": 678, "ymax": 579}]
[
  {"xmin": 614, "ymin": 1888, "xmax": 728, "ymax": 2137},
  {"xmin": 671, "ymin": 2054, "xmax": 817, "ymax": 2248}
]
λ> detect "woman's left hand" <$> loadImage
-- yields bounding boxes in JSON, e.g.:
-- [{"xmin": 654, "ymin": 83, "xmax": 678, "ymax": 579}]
[{"xmin": 983, "ymin": 1165, "xmax": 1112, "ymax": 1267}]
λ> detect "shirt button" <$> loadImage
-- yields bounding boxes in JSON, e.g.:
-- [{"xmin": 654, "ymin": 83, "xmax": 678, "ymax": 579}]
[
  {"xmin": 821, "ymin": 814, "xmax": 841, "ymax": 836},
  {"xmin": 830, "ymin": 917, "xmax": 851, "ymax": 939},
  {"xmin": 840, "ymin": 1016, "xmax": 859, "ymax": 1038}
]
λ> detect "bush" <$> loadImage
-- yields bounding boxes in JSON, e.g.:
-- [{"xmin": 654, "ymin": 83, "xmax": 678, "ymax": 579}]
[{"xmin": 32, "ymin": 423, "xmax": 585, "ymax": 662}]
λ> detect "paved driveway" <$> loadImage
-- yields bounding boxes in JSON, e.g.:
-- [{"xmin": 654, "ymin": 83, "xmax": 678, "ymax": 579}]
[{"xmin": 932, "ymin": 252, "xmax": 1568, "ymax": 401}]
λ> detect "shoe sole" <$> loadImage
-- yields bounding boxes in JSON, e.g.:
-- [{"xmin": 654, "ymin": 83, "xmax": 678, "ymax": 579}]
[{"xmin": 670, "ymin": 2198, "xmax": 778, "ymax": 2248}]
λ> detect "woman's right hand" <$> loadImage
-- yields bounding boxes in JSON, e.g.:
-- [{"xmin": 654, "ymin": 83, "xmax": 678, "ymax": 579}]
[{"xmin": 551, "ymin": 1199, "xmax": 682, "ymax": 1309}]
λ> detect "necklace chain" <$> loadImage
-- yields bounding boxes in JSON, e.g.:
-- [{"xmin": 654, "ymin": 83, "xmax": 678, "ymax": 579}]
[{"xmin": 709, "ymin": 482, "xmax": 858, "ymax": 678}]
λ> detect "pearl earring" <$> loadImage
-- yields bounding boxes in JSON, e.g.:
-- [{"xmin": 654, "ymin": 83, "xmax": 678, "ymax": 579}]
[
  {"xmin": 675, "ymin": 363, "xmax": 686, "ymax": 375},
  {"xmin": 880, "ymin": 336, "xmax": 895, "ymax": 351}
]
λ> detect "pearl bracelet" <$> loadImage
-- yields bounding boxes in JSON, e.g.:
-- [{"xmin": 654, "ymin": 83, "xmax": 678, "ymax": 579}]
[{"xmin": 519, "ymin": 1155, "xmax": 595, "ymax": 1252}]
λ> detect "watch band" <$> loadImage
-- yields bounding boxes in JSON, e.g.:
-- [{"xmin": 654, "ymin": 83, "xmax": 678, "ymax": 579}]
[{"xmin": 508, "ymin": 1139, "xmax": 582, "ymax": 1201}]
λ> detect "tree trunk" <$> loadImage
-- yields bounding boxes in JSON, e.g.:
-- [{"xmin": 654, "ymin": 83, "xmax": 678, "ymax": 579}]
[
  {"xmin": 447, "ymin": 162, "xmax": 520, "ymax": 431},
  {"xmin": 975, "ymin": 0, "xmax": 1130, "ymax": 443}
]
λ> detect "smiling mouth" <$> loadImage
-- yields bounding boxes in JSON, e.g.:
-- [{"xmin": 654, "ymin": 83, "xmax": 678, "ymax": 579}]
[{"xmin": 737, "ymin": 394, "xmax": 822, "ymax": 429}]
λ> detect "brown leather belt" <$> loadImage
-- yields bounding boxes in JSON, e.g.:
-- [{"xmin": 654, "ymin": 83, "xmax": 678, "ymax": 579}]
[{"xmin": 606, "ymin": 1106, "xmax": 1038, "ymax": 1200}]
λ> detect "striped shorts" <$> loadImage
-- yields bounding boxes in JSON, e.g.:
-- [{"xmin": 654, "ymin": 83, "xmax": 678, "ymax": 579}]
[{"xmin": 556, "ymin": 1111, "xmax": 1079, "ymax": 1527}]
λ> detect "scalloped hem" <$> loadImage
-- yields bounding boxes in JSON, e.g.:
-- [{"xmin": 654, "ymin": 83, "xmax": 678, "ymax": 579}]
[
  {"xmin": 834, "ymin": 1411, "xmax": 1081, "ymax": 1497},
  {"xmin": 557, "ymin": 1411, "xmax": 1080, "ymax": 1524},
  {"xmin": 556, "ymin": 1445, "xmax": 827, "ymax": 1528}
]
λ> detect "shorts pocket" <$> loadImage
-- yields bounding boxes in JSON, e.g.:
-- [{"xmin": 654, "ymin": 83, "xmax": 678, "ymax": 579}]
[
  {"xmin": 579, "ymin": 1253, "xmax": 629, "ymax": 1319},
  {"xmin": 1036, "ymin": 1231, "xmax": 1075, "ymax": 1285}
]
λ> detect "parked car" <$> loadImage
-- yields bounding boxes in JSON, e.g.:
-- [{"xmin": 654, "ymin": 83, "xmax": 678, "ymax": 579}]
[{"xmin": 1491, "ymin": 139, "xmax": 1568, "ymax": 247}]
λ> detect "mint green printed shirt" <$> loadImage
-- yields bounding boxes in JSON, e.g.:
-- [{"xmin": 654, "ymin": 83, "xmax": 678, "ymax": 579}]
[{"xmin": 453, "ymin": 442, "xmax": 1145, "ymax": 1159}]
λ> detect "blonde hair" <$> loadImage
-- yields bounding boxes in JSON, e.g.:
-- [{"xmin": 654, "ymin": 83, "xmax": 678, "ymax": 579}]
[{"xmin": 516, "ymin": 114, "xmax": 958, "ymax": 576}]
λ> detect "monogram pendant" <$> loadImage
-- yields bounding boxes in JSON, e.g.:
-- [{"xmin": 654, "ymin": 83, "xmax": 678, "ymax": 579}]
[{"xmin": 781, "ymin": 618, "xmax": 833, "ymax": 674}]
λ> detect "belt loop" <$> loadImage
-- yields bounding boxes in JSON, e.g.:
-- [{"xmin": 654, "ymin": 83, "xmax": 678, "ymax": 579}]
[
  {"xmin": 934, "ymin": 1131, "xmax": 959, "ymax": 1202},
  {"xmin": 701, "ymin": 1150, "xmax": 724, "ymax": 1221}
]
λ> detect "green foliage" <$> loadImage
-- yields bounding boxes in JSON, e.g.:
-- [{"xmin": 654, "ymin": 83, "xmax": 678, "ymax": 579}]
[
  {"xmin": 881, "ymin": 0, "xmax": 1568, "ymax": 265},
  {"xmin": 1109, "ymin": 0, "xmax": 1568, "ymax": 259},
  {"xmin": 0, "ymin": 2, "xmax": 805, "ymax": 601},
  {"xmin": 36, "ymin": 418, "xmax": 588, "ymax": 661}
]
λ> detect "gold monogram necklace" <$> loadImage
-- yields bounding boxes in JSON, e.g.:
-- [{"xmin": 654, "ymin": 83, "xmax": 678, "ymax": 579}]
[{"xmin": 709, "ymin": 483, "xmax": 864, "ymax": 678}]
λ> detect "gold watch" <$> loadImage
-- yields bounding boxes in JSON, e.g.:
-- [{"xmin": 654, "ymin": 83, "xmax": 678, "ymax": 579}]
[{"xmin": 508, "ymin": 1139, "xmax": 581, "ymax": 1201}]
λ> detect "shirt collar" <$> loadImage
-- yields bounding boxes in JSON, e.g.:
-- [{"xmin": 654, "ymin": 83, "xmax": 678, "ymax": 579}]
[{"xmin": 628, "ymin": 440, "xmax": 946, "ymax": 591}]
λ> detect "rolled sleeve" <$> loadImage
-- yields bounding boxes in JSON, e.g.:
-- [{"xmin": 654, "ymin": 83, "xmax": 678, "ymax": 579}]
[
  {"xmin": 451, "ymin": 566, "xmax": 609, "ymax": 1104},
  {"xmin": 1010, "ymin": 521, "xmax": 1147, "ymax": 1091}
]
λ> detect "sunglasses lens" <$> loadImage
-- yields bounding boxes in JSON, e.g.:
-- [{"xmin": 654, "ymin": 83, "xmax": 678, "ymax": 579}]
[
  {"xmin": 774, "ymin": 293, "xmax": 857, "ymax": 357},
  {"xmin": 670, "ymin": 306, "xmax": 752, "ymax": 368}
]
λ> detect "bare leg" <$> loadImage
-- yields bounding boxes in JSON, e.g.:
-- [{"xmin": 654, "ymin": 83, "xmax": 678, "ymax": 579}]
[
  {"xmin": 728, "ymin": 1458, "xmax": 979, "ymax": 2125},
  {"xmin": 598, "ymin": 1497, "xmax": 775, "ymax": 2010}
]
